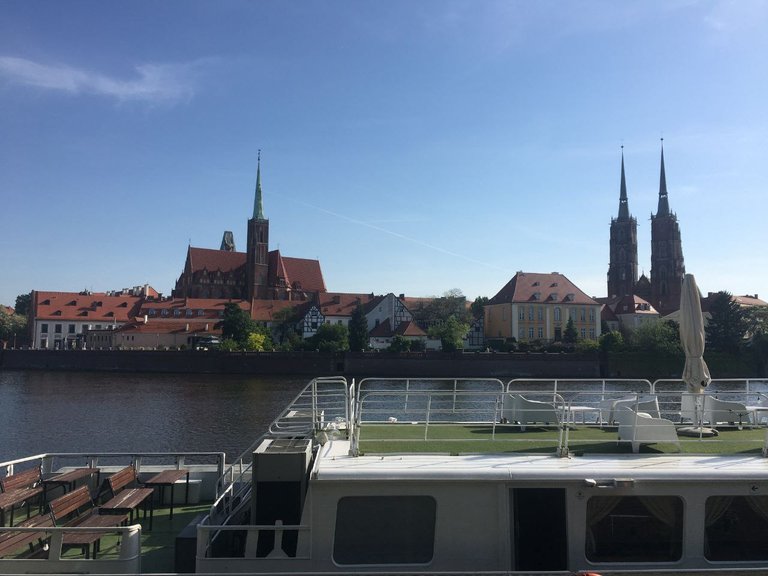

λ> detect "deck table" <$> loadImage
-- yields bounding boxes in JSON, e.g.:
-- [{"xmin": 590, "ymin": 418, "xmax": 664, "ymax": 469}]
[
  {"xmin": 142, "ymin": 469, "xmax": 189, "ymax": 520},
  {"xmin": 42, "ymin": 468, "xmax": 100, "ymax": 503}
]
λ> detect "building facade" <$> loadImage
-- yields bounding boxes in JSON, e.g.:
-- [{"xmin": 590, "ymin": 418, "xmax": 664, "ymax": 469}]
[{"xmin": 485, "ymin": 272, "xmax": 601, "ymax": 343}]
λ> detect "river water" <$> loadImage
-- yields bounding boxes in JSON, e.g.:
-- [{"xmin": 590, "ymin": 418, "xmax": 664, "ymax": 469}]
[{"xmin": 0, "ymin": 370, "xmax": 309, "ymax": 463}]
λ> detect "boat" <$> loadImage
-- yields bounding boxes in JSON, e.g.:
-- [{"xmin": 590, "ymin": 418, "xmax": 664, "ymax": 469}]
[{"xmin": 2, "ymin": 375, "xmax": 768, "ymax": 575}]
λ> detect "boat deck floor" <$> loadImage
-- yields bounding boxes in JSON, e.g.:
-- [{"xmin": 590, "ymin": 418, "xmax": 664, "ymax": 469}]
[{"xmin": 357, "ymin": 423, "xmax": 768, "ymax": 455}]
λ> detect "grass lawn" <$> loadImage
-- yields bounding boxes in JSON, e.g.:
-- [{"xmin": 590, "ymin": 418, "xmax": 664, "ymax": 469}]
[{"xmin": 358, "ymin": 423, "xmax": 768, "ymax": 455}]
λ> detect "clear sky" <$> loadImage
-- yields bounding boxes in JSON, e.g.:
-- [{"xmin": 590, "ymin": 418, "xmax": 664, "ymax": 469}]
[{"xmin": 2, "ymin": 0, "xmax": 767, "ymax": 308}]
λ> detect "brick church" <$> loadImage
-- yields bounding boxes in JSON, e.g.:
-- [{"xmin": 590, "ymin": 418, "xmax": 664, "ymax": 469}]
[
  {"xmin": 172, "ymin": 155, "xmax": 327, "ymax": 303},
  {"xmin": 607, "ymin": 141, "xmax": 685, "ymax": 316}
]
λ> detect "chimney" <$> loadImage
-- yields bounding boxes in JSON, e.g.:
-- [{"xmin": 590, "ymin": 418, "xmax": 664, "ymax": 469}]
[{"xmin": 399, "ymin": 294, "xmax": 405, "ymax": 299}]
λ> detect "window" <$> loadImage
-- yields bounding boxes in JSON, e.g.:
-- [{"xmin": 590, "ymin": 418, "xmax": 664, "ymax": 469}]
[
  {"xmin": 538, "ymin": 327, "xmax": 543, "ymax": 338},
  {"xmin": 537, "ymin": 307, "xmax": 543, "ymax": 321},
  {"xmin": 161, "ymin": 309, "xmax": 169, "ymax": 317},
  {"xmin": 149, "ymin": 309, "xmax": 156, "ymax": 316},
  {"xmin": 54, "ymin": 324, "xmax": 62, "ymax": 334},
  {"xmin": 580, "ymin": 328, "xmax": 586, "ymax": 339},
  {"xmin": 173, "ymin": 309, "xmax": 181, "ymax": 317},
  {"xmin": 518, "ymin": 308, "xmax": 525, "ymax": 320},
  {"xmin": 590, "ymin": 308, "xmax": 596, "ymax": 322},
  {"xmin": 197, "ymin": 309, "xmax": 205, "ymax": 316},
  {"xmin": 186, "ymin": 309, "xmax": 193, "ymax": 317},
  {"xmin": 41, "ymin": 324, "xmax": 49, "ymax": 334},
  {"xmin": 528, "ymin": 306, "xmax": 534, "ymax": 321},
  {"xmin": 554, "ymin": 307, "xmax": 561, "ymax": 322},
  {"xmin": 68, "ymin": 324, "xmax": 75, "ymax": 334},
  {"xmin": 528, "ymin": 327, "xmax": 534, "ymax": 339},
  {"xmin": 705, "ymin": 496, "xmax": 768, "ymax": 561},
  {"xmin": 586, "ymin": 496, "xmax": 682, "ymax": 562},
  {"xmin": 580, "ymin": 308, "xmax": 586, "ymax": 321},
  {"xmin": 333, "ymin": 496, "xmax": 436, "ymax": 565},
  {"xmin": 589, "ymin": 328, "xmax": 596, "ymax": 339}
]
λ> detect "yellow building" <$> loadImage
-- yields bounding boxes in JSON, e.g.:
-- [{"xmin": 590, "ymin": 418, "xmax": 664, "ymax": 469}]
[{"xmin": 485, "ymin": 271, "xmax": 601, "ymax": 343}]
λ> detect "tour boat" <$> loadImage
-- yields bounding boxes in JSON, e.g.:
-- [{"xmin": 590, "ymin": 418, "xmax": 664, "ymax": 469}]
[{"xmin": 2, "ymin": 375, "xmax": 768, "ymax": 575}]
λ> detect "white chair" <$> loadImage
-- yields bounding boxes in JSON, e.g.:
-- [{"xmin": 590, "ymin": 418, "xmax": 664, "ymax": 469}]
[
  {"xmin": 616, "ymin": 406, "xmax": 680, "ymax": 453},
  {"xmin": 502, "ymin": 394, "xmax": 561, "ymax": 432},
  {"xmin": 600, "ymin": 395, "xmax": 660, "ymax": 425},
  {"xmin": 703, "ymin": 396, "xmax": 751, "ymax": 428}
]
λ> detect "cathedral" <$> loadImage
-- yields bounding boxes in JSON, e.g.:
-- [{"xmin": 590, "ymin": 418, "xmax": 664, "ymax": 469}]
[
  {"xmin": 607, "ymin": 142, "xmax": 685, "ymax": 316},
  {"xmin": 172, "ymin": 155, "xmax": 327, "ymax": 302}
]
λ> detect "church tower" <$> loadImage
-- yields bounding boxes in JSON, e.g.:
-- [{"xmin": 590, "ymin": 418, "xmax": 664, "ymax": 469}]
[
  {"xmin": 607, "ymin": 147, "xmax": 638, "ymax": 298},
  {"xmin": 246, "ymin": 152, "xmax": 270, "ymax": 302},
  {"xmin": 650, "ymin": 140, "xmax": 685, "ymax": 315}
]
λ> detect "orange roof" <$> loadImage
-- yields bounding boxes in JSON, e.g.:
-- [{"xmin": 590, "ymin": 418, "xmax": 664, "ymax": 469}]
[
  {"xmin": 489, "ymin": 272, "xmax": 597, "ymax": 306},
  {"xmin": 281, "ymin": 256, "xmax": 326, "ymax": 293},
  {"xmin": 317, "ymin": 292, "xmax": 375, "ymax": 317},
  {"xmin": 395, "ymin": 320, "xmax": 427, "ymax": 337},
  {"xmin": 32, "ymin": 291, "xmax": 142, "ymax": 322}
]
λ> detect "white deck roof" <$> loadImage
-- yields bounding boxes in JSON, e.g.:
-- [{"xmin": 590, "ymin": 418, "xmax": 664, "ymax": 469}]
[{"xmin": 315, "ymin": 440, "xmax": 768, "ymax": 482}]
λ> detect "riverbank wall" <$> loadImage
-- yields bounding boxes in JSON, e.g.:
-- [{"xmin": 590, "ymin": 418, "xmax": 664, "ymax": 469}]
[{"xmin": 0, "ymin": 349, "xmax": 602, "ymax": 379}]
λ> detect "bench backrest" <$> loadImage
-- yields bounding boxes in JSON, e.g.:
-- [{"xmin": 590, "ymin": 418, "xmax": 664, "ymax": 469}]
[
  {"xmin": 49, "ymin": 485, "xmax": 92, "ymax": 523},
  {"xmin": 108, "ymin": 466, "xmax": 138, "ymax": 495},
  {"xmin": 0, "ymin": 467, "xmax": 41, "ymax": 492}
]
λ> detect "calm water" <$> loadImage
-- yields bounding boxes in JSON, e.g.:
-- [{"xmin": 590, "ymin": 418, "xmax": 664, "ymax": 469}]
[{"xmin": 0, "ymin": 370, "xmax": 308, "ymax": 463}]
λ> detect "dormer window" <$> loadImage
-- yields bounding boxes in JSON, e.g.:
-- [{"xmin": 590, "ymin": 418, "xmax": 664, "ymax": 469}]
[
  {"xmin": 532, "ymin": 292, "xmax": 541, "ymax": 301},
  {"xmin": 173, "ymin": 309, "xmax": 181, "ymax": 317},
  {"xmin": 149, "ymin": 309, "xmax": 157, "ymax": 316}
]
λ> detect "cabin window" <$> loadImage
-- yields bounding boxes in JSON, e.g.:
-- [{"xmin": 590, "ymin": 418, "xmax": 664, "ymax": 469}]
[
  {"xmin": 705, "ymin": 496, "xmax": 768, "ymax": 561},
  {"xmin": 585, "ymin": 496, "xmax": 682, "ymax": 562},
  {"xmin": 333, "ymin": 496, "xmax": 436, "ymax": 565}
]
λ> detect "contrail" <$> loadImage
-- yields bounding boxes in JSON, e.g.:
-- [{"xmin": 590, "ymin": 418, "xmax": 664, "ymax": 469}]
[{"xmin": 286, "ymin": 196, "xmax": 509, "ymax": 272}]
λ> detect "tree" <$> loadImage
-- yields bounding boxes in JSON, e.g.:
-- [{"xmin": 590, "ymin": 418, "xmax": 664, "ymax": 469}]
[
  {"xmin": 599, "ymin": 331, "xmax": 625, "ymax": 353},
  {"xmin": 348, "ymin": 304, "xmax": 369, "ymax": 351},
  {"xmin": 470, "ymin": 296, "xmax": 489, "ymax": 319},
  {"xmin": 221, "ymin": 303, "xmax": 256, "ymax": 346},
  {"xmin": 246, "ymin": 332, "xmax": 269, "ymax": 351},
  {"xmin": 0, "ymin": 308, "xmax": 26, "ymax": 346},
  {"xmin": 387, "ymin": 334, "xmax": 411, "ymax": 353},
  {"xmin": 428, "ymin": 315, "xmax": 469, "ymax": 352},
  {"xmin": 309, "ymin": 324, "xmax": 349, "ymax": 353},
  {"xmin": 706, "ymin": 291, "xmax": 747, "ymax": 354},
  {"xmin": 629, "ymin": 321, "xmax": 682, "ymax": 355},
  {"xmin": 563, "ymin": 318, "xmax": 578, "ymax": 344},
  {"xmin": 272, "ymin": 306, "xmax": 301, "ymax": 349},
  {"xmin": 414, "ymin": 289, "xmax": 471, "ymax": 329},
  {"xmin": 14, "ymin": 293, "xmax": 31, "ymax": 317}
]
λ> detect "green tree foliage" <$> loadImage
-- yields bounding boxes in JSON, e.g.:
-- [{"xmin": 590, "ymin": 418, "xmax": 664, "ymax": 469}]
[
  {"xmin": 563, "ymin": 318, "xmax": 578, "ymax": 344},
  {"xmin": 387, "ymin": 334, "xmax": 411, "ymax": 353},
  {"xmin": 0, "ymin": 307, "xmax": 27, "ymax": 345},
  {"xmin": 414, "ymin": 289, "xmax": 471, "ymax": 329},
  {"xmin": 428, "ymin": 315, "xmax": 469, "ymax": 352},
  {"xmin": 470, "ymin": 296, "xmax": 489, "ymax": 319},
  {"xmin": 706, "ymin": 292, "xmax": 747, "ymax": 353},
  {"xmin": 629, "ymin": 321, "xmax": 682, "ymax": 355},
  {"xmin": 221, "ymin": 303, "xmax": 256, "ymax": 346},
  {"xmin": 743, "ymin": 305, "xmax": 768, "ymax": 339},
  {"xmin": 599, "ymin": 331, "xmax": 625, "ymax": 353},
  {"xmin": 309, "ymin": 324, "xmax": 349, "ymax": 353},
  {"xmin": 246, "ymin": 332, "xmax": 269, "ymax": 351},
  {"xmin": 14, "ymin": 293, "xmax": 31, "ymax": 316},
  {"xmin": 348, "ymin": 304, "xmax": 369, "ymax": 351},
  {"xmin": 271, "ymin": 307, "xmax": 301, "ymax": 349}
]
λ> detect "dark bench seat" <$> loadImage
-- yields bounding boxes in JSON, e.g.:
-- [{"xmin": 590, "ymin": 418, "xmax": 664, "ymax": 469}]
[
  {"xmin": 0, "ymin": 514, "xmax": 53, "ymax": 558},
  {"xmin": 0, "ymin": 468, "xmax": 44, "ymax": 526},
  {"xmin": 49, "ymin": 485, "xmax": 128, "ymax": 559},
  {"xmin": 99, "ymin": 466, "xmax": 154, "ymax": 530}
]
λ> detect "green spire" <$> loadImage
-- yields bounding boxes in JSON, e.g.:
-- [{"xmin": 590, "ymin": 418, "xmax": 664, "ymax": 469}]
[{"xmin": 253, "ymin": 150, "xmax": 265, "ymax": 220}]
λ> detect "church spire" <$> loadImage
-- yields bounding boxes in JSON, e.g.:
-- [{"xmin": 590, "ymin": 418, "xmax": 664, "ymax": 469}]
[
  {"xmin": 617, "ymin": 146, "xmax": 630, "ymax": 220},
  {"xmin": 656, "ymin": 139, "xmax": 670, "ymax": 217},
  {"xmin": 252, "ymin": 150, "xmax": 265, "ymax": 220}
]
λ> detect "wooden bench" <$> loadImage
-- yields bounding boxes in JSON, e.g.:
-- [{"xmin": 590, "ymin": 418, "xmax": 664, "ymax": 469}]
[
  {"xmin": 0, "ymin": 513, "xmax": 53, "ymax": 559},
  {"xmin": 99, "ymin": 466, "xmax": 154, "ymax": 530},
  {"xmin": 49, "ymin": 485, "xmax": 128, "ymax": 559},
  {"xmin": 0, "ymin": 467, "xmax": 44, "ymax": 526}
]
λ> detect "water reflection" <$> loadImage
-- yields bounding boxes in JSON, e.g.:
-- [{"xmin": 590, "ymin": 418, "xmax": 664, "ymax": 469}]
[{"xmin": 0, "ymin": 371, "xmax": 307, "ymax": 462}]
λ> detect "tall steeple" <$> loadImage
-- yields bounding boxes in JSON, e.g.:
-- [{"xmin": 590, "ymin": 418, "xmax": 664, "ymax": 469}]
[
  {"xmin": 253, "ymin": 150, "xmax": 265, "ymax": 220},
  {"xmin": 607, "ymin": 146, "xmax": 638, "ymax": 298},
  {"xmin": 617, "ymin": 146, "xmax": 630, "ymax": 220},
  {"xmin": 656, "ymin": 139, "xmax": 670, "ymax": 217},
  {"xmin": 247, "ymin": 150, "xmax": 270, "ymax": 301}
]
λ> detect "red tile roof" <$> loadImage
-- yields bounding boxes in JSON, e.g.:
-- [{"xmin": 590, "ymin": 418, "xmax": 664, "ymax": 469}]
[
  {"xmin": 369, "ymin": 318, "xmax": 393, "ymax": 337},
  {"xmin": 32, "ymin": 291, "xmax": 142, "ymax": 322},
  {"xmin": 187, "ymin": 247, "xmax": 246, "ymax": 273},
  {"xmin": 281, "ymin": 256, "xmax": 326, "ymax": 293},
  {"xmin": 317, "ymin": 293, "xmax": 376, "ymax": 317},
  {"xmin": 395, "ymin": 320, "xmax": 427, "ymax": 337},
  {"xmin": 489, "ymin": 272, "xmax": 597, "ymax": 306},
  {"xmin": 250, "ymin": 299, "xmax": 309, "ymax": 322},
  {"xmin": 116, "ymin": 320, "xmax": 220, "ymax": 335}
]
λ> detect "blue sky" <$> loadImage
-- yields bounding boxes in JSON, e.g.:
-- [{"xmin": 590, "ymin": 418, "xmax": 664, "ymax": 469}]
[{"xmin": 2, "ymin": 0, "xmax": 767, "ymax": 308}]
